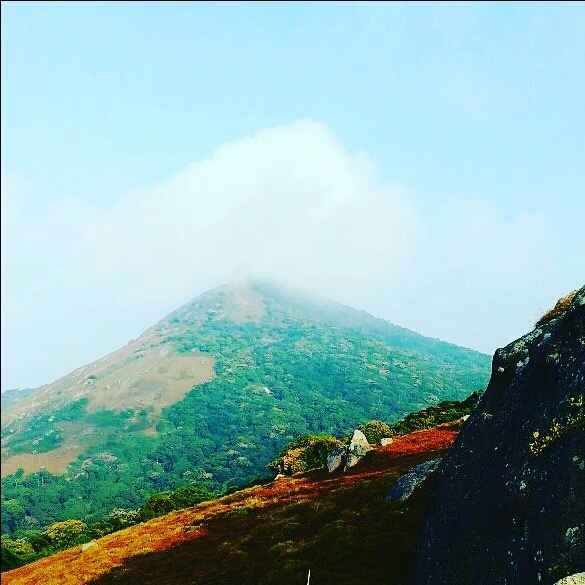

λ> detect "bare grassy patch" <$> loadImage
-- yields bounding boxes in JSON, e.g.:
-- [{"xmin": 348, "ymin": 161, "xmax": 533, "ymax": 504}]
[
  {"xmin": 1, "ymin": 444, "xmax": 85, "ymax": 477},
  {"xmin": 536, "ymin": 289, "xmax": 578, "ymax": 327}
]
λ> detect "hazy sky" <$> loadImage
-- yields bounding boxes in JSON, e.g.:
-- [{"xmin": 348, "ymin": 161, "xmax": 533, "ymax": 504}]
[{"xmin": 2, "ymin": 1, "xmax": 584, "ymax": 390}]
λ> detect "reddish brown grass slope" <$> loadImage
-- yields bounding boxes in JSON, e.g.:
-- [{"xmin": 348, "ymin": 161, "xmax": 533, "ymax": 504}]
[{"xmin": 2, "ymin": 427, "xmax": 458, "ymax": 585}]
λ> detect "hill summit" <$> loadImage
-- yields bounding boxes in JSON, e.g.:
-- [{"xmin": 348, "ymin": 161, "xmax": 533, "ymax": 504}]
[{"xmin": 1, "ymin": 280, "xmax": 490, "ymax": 534}]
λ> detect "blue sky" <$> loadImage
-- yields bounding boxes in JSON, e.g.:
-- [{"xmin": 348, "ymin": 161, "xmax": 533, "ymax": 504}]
[{"xmin": 2, "ymin": 1, "xmax": 584, "ymax": 389}]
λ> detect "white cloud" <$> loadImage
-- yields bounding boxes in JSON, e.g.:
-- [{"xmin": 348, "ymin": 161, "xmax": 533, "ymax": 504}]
[{"xmin": 1, "ymin": 119, "xmax": 581, "ymax": 389}]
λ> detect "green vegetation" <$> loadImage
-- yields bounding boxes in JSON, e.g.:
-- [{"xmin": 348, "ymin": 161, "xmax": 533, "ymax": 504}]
[
  {"xmin": 45, "ymin": 519, "xmax": 88, "ymax": 549},
  {"xmin": 358, "ymin": 420, "xmax": 394, "ymax": 444},
  {"xmin": 2, "ymin": 399, "xmax": 89, "ymax": 455},
  {"xmin": 0, "ymin": 389, "xmax": 480, "ymax": 572},
  {"xmin": 1, "ymin": 282, "xmax": 490, "ymax": 552},
  {"xmin": 140, "ymin": 485, "xmax": 215, "ymax": 520},
  {"xmin": 268, "ymin": 434, "xmax": 343, "ymax": 475},
  {"xmin": 269, "ymin": 392, "xmax": 481, "ymax": 477},
  {"xmin": 388, "ymin": 391, "xmax": 481, "ymax": 435},
  {"xmin": 0, "ymin": 481, "xmax": 219, "ymax": 571}
]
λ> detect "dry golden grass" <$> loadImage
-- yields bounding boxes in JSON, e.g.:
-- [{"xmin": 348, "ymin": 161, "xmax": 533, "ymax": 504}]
[
  {"xmin": 1, "ymin": 444, "xmax": 86, "ymax": 477},
  {"xmin": 2, "ymin": 332, "xmax": 214, "ymax": 426},
  {"xmin": 1, "ymin": 338, "xmax": 214, "ymax": 476},
  {"xmin": 1, "ymin": 426, "xmax": 458, "ymax": 585},
  {"xmin": 536, "ymin": 289, "xmax": 578, "ymax": 327}
]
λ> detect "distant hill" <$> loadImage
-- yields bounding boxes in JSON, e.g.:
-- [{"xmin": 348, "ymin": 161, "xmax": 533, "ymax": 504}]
[{"xmin": 1, "ymin": 280, "xmax": 490, "ymax": 533}]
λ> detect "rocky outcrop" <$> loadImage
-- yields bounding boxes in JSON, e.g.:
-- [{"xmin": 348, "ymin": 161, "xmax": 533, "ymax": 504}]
[
  {"xmin": 386, "ymin": 459, "xmax": 441, "ymax": 503},
  {"xmin": 345, "ymin": 430, "xmax": 373, "ymax": 469},
  {"xmin": 415, "ymin": 286, "xmax": 585, "ymax": 584},
  {"xmin": 325, "ymin": 430, "xmax": 373, "ymax": 473}
]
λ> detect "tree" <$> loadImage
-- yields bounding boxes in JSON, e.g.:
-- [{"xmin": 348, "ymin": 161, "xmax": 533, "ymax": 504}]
[
  {"xmin": 1, "ymin": 499, "xmax": 25, "ymax": 532},
  {"xmin": 45, "ymin": 519, "xmax": 87, "ymax": 548}
]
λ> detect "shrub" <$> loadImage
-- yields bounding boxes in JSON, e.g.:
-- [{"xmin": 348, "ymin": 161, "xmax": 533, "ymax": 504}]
[
  {"xmin": 269, "ymin": 434, "xmax": 343, "ymax": 475},
  {"xmin": 141, "ymin": 484, "xmax": 216, "ymax": 520},
  {"xmin": 358, "ymin": 420, "xmax": 394, "ymax": 445},
  {"xmin": 141, "ymin": 493, "xmax": 174, "ymax": 520},
  {"xmin": 170, "ymin": 485, "xmax": 215, "ymax": 509},
  {"xmin": 44, "ymin": 519, "xmax": 87, "ymax": 548},
  {"xmin": 1, "ymin": 535, "xmax": 34, "ymax": 557},
  {"xmin": 12, "ymin": 529, "xmax": 50, "ymax": 551},
  {"xmin": 1, "ymin": 540, "xmax": 23, "ymax": 571}
]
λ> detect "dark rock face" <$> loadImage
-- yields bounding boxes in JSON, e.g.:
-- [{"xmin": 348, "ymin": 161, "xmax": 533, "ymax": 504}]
[
  {"xmin": 415, "ymin": 286, "xmax": 585, "ymax": 585},
  {"xmin": 386, "ymin": 459, "xmax": 441, "ymax": 503}
]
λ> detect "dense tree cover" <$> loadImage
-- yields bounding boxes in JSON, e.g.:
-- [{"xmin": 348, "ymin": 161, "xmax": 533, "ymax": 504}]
[{"xmin": 1, "ymin": 283, "xmax": 490, "ymax": 545}]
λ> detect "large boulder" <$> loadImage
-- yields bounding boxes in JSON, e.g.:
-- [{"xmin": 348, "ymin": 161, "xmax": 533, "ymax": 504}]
[
  {"xmin": 386, "ymin": 459, "xmax": 441, "ymax": 503},
  {"xmin": 345, "ymin": 430, "xmax": 373, "ymax": 470},
  {"xmin": 415, "ymin": 286, "xmax": 585, "ymax": 585},
  {"xmin": 324, "ymin": 430, "xmax": 373, "ymax": 473}
]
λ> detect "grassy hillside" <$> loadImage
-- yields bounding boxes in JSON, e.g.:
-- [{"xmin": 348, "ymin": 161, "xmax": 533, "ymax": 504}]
[
  {"xmin": 1, "ymin": 425, "xmax": 459, "ymax": 585},
  {"xmin": 1, "ymin": 281, "xmax": 490, "ymax": 536}
]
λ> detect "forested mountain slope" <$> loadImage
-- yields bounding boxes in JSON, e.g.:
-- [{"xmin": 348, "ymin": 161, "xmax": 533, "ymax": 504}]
[{"xmin": 1, "ymin": 280, "xmax": 490, "ymax": 534}]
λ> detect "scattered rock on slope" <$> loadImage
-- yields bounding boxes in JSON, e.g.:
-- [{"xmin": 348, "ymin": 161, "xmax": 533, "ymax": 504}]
[
  {"xmin": 415, "ymin": 286, "xmax": 585, "ymax": 585},
  {"xmin": 386, "ymin": 459, "xmax": 441, "ymax": 503},
  {"xmin": 325, "ymin": 430, "xmax": 373, "ymax": 473},
  {"xmin": 345, "ymin": 429, "xmax": 373, "ymax": 469}
]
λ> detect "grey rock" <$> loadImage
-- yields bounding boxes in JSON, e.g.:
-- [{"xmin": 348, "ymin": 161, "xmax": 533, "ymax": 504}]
[
  {"xmin": 345, "ymin": 430, "xmax": 373, "ymax": 470},
  {"xmin": 349, "ymin": 429, "xmax": 371, "ymax": 452},
  {"xmin": 326, "ymin": 448, "xmax": 345, "ymax": 473},
  {"xmin": 386, "ymin": 459, "xmax": 441, "ymax": 503}
]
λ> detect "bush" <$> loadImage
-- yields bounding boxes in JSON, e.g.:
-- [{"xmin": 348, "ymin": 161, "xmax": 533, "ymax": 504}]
[
  {"xmin": 168, "ymin": 485, "xmax": 215, "ymax": 509},
  {"xmin": 0, "ymin": 540, "xmax": 22, "ymax": 571},
  {"xmin": 1, "ymin": 535, "xmax": 36, "ymax": 571},
  {"xmin": 12, "ymin": 529, "xmax": 50, "ymax": 551},
  {"xmin": 141, "ymin": 493, "xmax": 174, "ymax": 520},
  {"xmin": 269, "ymin": 434, "xmax": 343, "ymax": 475},
  {"xmin": 390, "ymin": 391, "xmax": 481, "ymax": 435},
  {"xmin": 141, "ymin": 484, "xmax": 216, "ymax": 520},
  {"xmin": 536, "ymin": 289, "xmax": 578, "ymax": 326},
  {"xmin": 358, "ymin": 420, "xmax": 394, "ymax": 445},
  {"xmin": 90, "ymin": 508, "xmax": 142, "ymax": 538},
  {"xmin": 44, "ymin": 519, "xmax": 88, "ymax": 549}
]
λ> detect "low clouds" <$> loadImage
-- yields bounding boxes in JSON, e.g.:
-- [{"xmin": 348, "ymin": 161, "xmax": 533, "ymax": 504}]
[{"xmin": 1, "ymin": 119, "xmax": 580, "ymax": 389}]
